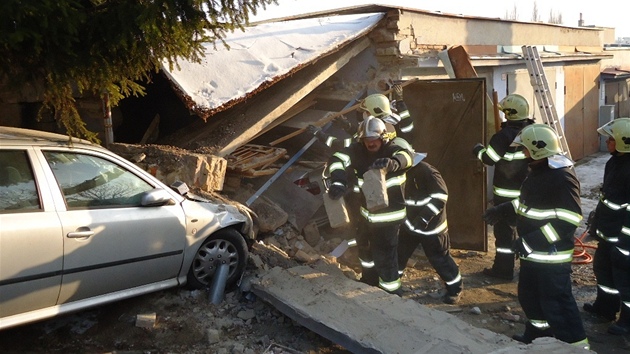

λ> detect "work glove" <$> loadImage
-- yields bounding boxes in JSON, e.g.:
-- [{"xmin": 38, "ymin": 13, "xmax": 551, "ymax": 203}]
[
  {"xmin": 327, "ymin": 183, "xmax": 347, "ymax": 200},
  {"xmin": 392, "ymin": 84, "xmax": 404, "ymax": 101},
  {"xmin": 482, "ymin": 202, "xmax": 512, "ymax": 225},
  {"xmin": 370, "ymin": 157, "xmax": 400, "ymax": 172},
  {"xmin": 306, "ymin": 124, "xmax": 327, "ymax": 142},
  {"xmin": 512, "ymin": 237, "xmax": 532, "ymax": 259},
  {"xmin": 333, "ymin": 115, "xmax": 352, "ymax": 132},
  {"xmin": 472, "ymin": 143, "xmax": 485, "ymax": 157}
]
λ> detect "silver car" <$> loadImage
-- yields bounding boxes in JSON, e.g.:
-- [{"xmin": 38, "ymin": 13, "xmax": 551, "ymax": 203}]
[{"xmin": 0, "ymin": 127, "xmax": 255, "ymax": 330}]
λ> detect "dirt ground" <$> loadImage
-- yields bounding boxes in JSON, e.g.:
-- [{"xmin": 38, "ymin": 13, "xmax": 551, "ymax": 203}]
[{"xmin": 1, "ymin": 226, "xmax": 629, "ymax": 353}]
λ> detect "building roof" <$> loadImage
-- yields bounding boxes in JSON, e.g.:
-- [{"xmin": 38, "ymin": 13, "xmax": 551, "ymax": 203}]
[{"xmin": 160, "ymin": 12, "xmax": 384, "ymax": 120}]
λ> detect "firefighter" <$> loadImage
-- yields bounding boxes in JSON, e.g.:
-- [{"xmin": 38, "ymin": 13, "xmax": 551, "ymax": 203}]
[
  {"xmin": 397, "ymin": 156, "xmax": 463, "ymax": 304},
  {"xmin": 473, "ymin": 93, "xmax": 535, "ymax": 280},
  {"xmin": 324, "ymin": 116, "xmax": 413, "ymax": 294},
  {"xmin": 307, "ymin": 84, "xmax": 412, "ymax": 150},
  {"xmin": 582, "ymin": 118, "xmax": 630, "ymax": 335},
  {"xmin": 483, "ymin": 124, "xmax": 589, "ymax": 350},
  {"xmin": 359, "ymin": 85, "xmax": 413, "ymax": 141}
]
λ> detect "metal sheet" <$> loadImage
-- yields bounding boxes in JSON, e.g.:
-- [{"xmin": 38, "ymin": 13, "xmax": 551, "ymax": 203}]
[{"xmin": 403, "ymin": 79, "xmax": 487, "ymax": 251}]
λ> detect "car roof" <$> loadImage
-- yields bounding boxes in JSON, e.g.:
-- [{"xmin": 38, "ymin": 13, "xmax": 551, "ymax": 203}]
[{"xmin": 0, "ymin": 126, "xmax": 99, "ymax": 148}]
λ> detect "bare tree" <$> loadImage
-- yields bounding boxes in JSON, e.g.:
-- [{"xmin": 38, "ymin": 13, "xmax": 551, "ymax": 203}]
[
  {"xmin": 504, "ymin": 4, "xmax": 519, "ymax": 20},
  {"xmin": 531, "ymin": 1, "xmax": 540, "ymax": 22},
  {"xmin": 548, "ymin": 9, "xmax": 564, "ymax": 24}
]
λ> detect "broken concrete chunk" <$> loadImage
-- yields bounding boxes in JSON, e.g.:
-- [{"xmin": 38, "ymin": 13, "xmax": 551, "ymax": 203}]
[
  {"xmin": 302, "ymin": 221, "xmax": 321, "ymax": 247},
  {"xmin": 135, "ymin": 313, "xmax": 156, "ymax": 328},
  {"xmin": 362, "ymin": 169, "xmax": 388, "ymax": 212},
  {"xmin": 323, "ymin": 193, "xmax": 350, "ymax": 228}
]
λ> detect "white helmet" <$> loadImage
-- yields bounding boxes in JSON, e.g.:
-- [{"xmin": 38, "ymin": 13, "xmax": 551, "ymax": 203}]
[{"xmin": 356, "ymin": 116, "xmax": 394, "ymax": 143}]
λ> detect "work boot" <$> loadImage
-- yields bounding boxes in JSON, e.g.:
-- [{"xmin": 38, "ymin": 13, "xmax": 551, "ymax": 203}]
[
  {"xmin": 359, "ymin": 269, "xmax": 379, "ymax": 287},
  {"xmin": 583, "ymin": 302, "xmax": 616, "ymax": 322},
  {"xmin": 512, "ymin": 321, "xmax": 553, "ymax": 344},
  {"xmin": 482, "ymin": 267, "xmax": 513, "ymax": 281},
  {"xmin": 443, "ymin": 292, "xmax": 461, "ymax": 305}
]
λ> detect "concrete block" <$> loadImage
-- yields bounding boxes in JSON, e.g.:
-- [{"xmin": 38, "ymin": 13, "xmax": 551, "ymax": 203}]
[
  {"xmin": 323, "ymin": 193, "xmax": 350, "ymax": 228},
  {"xmin": 362, "ymin": 169, "xmax": 388, "ymax": 212}
]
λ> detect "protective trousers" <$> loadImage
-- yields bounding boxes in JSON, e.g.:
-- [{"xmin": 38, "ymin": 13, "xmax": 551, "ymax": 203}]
[
  {"xmin": 590, "ymin": 241, "xmax": 622, "ymax": 319},
  {"xmin": 398, "ymin": 228, "xmax": 462, "ymax": 296},
  {"xmin": 518, "ymin": 262, "xmax": 587, "ymax": 344},
  {"xmin": 490, "ymin": 195, "xmax": 517, "ymax": 277},
  {"xmin": 356, "ymin": 219, "xmax": 401, "ymax": 293}
]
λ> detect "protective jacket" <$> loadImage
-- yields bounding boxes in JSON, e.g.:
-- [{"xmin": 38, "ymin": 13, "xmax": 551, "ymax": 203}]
[
  {"xmin": 512, "ymin": 161, "xmax": 582, "ymax": 264},
  {"xmin": 403, "ymin": 161, "xmax": 448, "ymax": 235},
  {"xmin": 474, "ymin": 119, "xmax": 534, "ymax": 199},
  {"xmin": 326, "ymin": 140, "xmax": 413, "ymax": 225},
  {"xmin": 391, "ymin": 100, "xmax": 413, "ymax": 139},
  {"xmin": 591, "ymin": 153, "xmax": 630, "ymax": 249}
]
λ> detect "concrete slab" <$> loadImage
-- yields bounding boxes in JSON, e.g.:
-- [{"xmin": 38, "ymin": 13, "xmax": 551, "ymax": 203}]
[{"xmin": 251, "ymin": 260, "xmax": 591, "ymax": 353}]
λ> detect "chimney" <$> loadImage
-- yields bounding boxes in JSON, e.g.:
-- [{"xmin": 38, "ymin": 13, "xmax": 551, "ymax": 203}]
[{"xmin": 578, "ymin": 13, "xmax": 584, "ymax": 27}]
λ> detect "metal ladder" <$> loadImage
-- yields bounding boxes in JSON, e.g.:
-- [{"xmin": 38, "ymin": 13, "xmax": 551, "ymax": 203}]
[{"xmin": 521, "ymin": 45, "xmax": 572, "ymax": 160}]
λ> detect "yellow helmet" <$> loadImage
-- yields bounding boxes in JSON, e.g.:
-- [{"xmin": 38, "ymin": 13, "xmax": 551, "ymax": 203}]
[
  {"xmin": 356, "ymin": 116, "xmax": 395, "ymax": 143},
  {"xmin": 597, "ymin": 118, "xmax": 630, "ymax": 153},
  {"xmin": 512, "ymin": 124, "xmax": 562, "ymax": 160},
  {"xmin": 360, "ymin": 94, "xmax": 392, "ymax": 118},
  {"xmin": 499, "ymin": 94, "xmax": 529, "ymax": 120}
]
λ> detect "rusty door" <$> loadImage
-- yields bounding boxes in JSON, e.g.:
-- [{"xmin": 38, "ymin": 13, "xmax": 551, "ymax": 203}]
[{"xmin": 404, "ymin": 79, "xmax": 487, "ymax": 251}]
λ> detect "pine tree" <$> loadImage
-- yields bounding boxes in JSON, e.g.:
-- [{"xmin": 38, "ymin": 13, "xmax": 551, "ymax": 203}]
[{"xmin": 0, "ymin": 0, "xmax": 276, "ymax": 142}]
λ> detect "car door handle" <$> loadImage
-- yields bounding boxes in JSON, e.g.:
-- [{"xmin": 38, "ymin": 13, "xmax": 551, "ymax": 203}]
[{"xmin": 67, "ymin": 230, "xmax": 95, "ymax": 238}]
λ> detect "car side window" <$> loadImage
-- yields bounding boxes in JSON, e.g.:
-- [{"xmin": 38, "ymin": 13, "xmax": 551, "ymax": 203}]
[
  {"xmin": 0, "ymin": 150, "xmax": 41, "ymax": 212},
  {"xmin": 43, "ymin": 151, "xmax": 154, "ymax": 209}
]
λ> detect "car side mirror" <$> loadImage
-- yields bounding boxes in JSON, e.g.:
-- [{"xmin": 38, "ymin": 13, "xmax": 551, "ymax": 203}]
[{"xmin": 141, "ymin": 189, "xmax": 175, "ymax": 207}]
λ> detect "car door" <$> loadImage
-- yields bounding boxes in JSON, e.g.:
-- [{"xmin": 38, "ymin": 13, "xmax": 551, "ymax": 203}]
[
  {"xmin": 40, "ymin": 149, "xmax": 188, "ymax": 303},
  {"xmin": 0, "ymin": 149, "xmax": 63, "ymax": 323}
]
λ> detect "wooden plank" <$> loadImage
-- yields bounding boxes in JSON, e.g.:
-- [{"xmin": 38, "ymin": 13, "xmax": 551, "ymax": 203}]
[
  {"xmin": 440, "ymin": 45, "xmax": 498, "ymax": 134},
  {"xmin": 280, "ymin": 109, "xmax": 335, "ymax": 129},
  {"xmin": 217, "ymin": 37, "xmax": 372, "ymax": 156},
  {"xmin": 140, "ymin": 114, "xmax": 160, "ymax": 144},
  {"xmin": 269, "ymin": 77, "xmax": 419, "ymax": 146},
  {"xmin": 227, "ymin": 144, "xmax": 287, "ymax": 173},
  {"xmin": 251, "ymin": 96, "xmax": 318, "ymax": 140}
]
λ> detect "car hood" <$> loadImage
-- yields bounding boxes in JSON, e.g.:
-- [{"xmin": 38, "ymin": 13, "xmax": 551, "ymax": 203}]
[{"xmin": 180, "ymin": 194, "xmax": 256, "ymax": 239}]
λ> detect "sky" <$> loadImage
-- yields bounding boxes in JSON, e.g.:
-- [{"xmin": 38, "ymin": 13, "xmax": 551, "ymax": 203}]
[{"xmin": 252, "ymin": 0, "xmax": 630, "ymax": 39}]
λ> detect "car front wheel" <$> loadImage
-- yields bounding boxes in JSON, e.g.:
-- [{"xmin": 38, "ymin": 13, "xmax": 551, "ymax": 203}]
[{"xmin": 186, "ymin": 228, "xmax": 248, "ymax": 289}]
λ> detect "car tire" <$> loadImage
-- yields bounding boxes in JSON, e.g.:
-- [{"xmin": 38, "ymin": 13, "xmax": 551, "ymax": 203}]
[{"xmin": 186, "ymin": 228, "xmax": 248, "ymax": 290}]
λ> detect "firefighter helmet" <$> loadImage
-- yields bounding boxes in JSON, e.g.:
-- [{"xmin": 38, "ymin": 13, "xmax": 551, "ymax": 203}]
[
  {"xmin": 597, "ymin": 118, "xmax": 630, "ymax": 153},
  {"xmin": 356, "ymin": 116, "xmax": 394, "ymax": 143},
  {"xmin": 359, "ymin": 94, "xmax": 392, "ymax": 118},
  {"xmin": 499, "ymin": 94, "xmax": 529, "ymax": 120},
  {"xmin": 512, "ymin": 124, "xmax": 563, "ymax": 160}
]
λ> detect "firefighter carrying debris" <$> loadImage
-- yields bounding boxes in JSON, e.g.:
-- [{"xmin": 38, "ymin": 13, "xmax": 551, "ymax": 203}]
[{"xmin": 324, "ymin": 116, "xmax": 413, "ymax": 294}]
